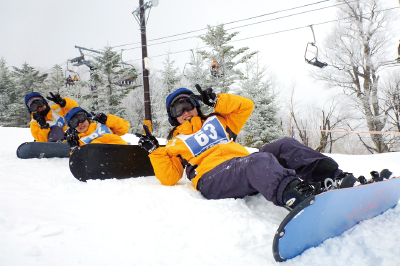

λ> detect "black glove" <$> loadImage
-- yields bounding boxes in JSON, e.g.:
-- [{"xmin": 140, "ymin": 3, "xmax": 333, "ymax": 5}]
[
  {"xmin": 66, "ymin": 128, "xmax": 80, "ymax": 149},
  {"xmin": 46, "ymin": 92, "xmax": 66, "ymax": 107},
  {"xmin": 190, "ymin": 84, "xmax": 218, "ymax": 107},
  {"xmin": 32, "ymin": 112, "xmax": 49, "ymax": 129},
  {"xmin": 135, "ymin": 125, "xmax": 159, "ymax": 153},
  {"xmin": 92, "ymin": 112, "xmax": 107, "ymax": 124}
]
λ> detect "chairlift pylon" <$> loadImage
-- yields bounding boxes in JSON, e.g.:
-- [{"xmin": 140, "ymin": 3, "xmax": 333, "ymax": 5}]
[{"xmin": 304, "ymin": 25, "xmax": 328, "ymax": 68}]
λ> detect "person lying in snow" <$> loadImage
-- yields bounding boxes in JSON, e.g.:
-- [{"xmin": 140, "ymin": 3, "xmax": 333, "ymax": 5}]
[
  {"xmin": 136, "ymin": 84, "xmax": 356, "ymax": 210},
  {"xmin": 25, "ymin": 92, "xmax": 79, "ymax": 142},
  {"xmin": 64, "ymin": 107, "xmax": 130, "ymax": 150}
]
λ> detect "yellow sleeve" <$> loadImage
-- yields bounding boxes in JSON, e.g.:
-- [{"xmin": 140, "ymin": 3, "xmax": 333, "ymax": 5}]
[
  {"xmin": 50, "ymin": 98, "xmax": 79, "ymax": 116},
  {"xmin": 105, "ymin": 114, "xmax": 130, "ymax": 136},
  {"xmin": 214, "ymin": 93, "xmax": 254, "ymax": 136},
  {"xmin": 149, "ymin": 146, "xmax": 184, "ymax": 186},
  {"xmin": 30, "ymin": 121, "xmax": 50, "ymax": 142},
  {"xmin": 62, "ymin": 98, "xmax": 79, "ymax": 112}
]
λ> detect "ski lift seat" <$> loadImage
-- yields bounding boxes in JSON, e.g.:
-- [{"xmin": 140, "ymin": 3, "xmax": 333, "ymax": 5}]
[{"xmin": 306, "ymin": 58, "xmax": 328, "ymax": 68}]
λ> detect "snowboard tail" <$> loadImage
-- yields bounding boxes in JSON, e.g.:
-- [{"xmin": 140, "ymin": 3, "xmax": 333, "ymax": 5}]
[
  {"xmin": 69, "ymin": 144, "xmax": 155, "ymax": 182},
  {"xmin": 273, "ymin": 176, "xmax": 400, "ymax": 262},
  {"xmin": 17, "ymin": 142, "xmax": 70, "ymax": 159}
]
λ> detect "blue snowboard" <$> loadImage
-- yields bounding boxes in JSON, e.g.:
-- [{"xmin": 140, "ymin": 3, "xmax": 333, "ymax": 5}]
[{"xmin": 273, "ymin": 176, "xmax": 400, "ymax": 262}]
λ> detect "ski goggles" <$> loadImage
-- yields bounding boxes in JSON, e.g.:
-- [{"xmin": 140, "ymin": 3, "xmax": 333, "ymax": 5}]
[
  {"xmin": 169, "ymin": 98, "xmax": 197, "ymax": 118},
  {"xmin": 69, "ymin": 112, "xmax": 88, "ymax": 129},
  {"xmin": 29, "ymin": 100, "xmax": 46, "ymax": 113}
]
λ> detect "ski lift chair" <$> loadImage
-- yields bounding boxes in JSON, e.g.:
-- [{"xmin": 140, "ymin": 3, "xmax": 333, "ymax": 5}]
[
  {"xmin": 304, "ymin": 42, "xmax": 328, "ymax": 68},
  {"xmin": 304, "ymin": 25, "xmax": 328, "ymax": 68},
  {"xmin": 210, "ymin": 60, "xmax": 223, "ymax": 78}
]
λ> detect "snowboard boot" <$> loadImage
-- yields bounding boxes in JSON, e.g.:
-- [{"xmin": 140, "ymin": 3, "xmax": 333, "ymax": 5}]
[{"xmin": 282, "ymin": 179, "xmax": 315, "ymax": 211}]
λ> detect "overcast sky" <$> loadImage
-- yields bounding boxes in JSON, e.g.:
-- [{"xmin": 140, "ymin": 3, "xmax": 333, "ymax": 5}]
[{"xmin": 1, "ymin": 0, "xmax": 399, "ymax": 104}]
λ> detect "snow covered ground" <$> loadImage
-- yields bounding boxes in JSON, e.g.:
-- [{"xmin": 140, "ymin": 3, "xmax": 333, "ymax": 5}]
[{"xmin": 1, "ymin": 126, "xmax": 400, "ymax": 266}]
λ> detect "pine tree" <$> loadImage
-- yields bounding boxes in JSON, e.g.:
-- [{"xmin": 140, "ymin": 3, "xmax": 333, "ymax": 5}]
[
  {"xmin": 45, "ymin": 64, "xmax": 75, "ymax": 98},
  {"xmin": 87, "ymin": 46, "xmax": 139, "ymax": 116},
  {"xmin": 198, "ymin": 24, "xmax": 257, "ymax": 94},
  {"xmin": 238, "ymin": 54, "xmax": 283, "ymax": 148},
  {"xmin": 12, "ymin": 62, "xmax": 48, "ymax": 94},
  {"xmin": 181, "ymin": 49, "xmax": 212, "ymax": 90},
  {"xmin": 0, "ymin": 57, "xmax": 15, "ymax": 126},
  {"xmin": 9, "ymin": 62, "xmax": 48, "ymax": 127},
  {"xmin": 151, "ymin": 53, "xmax": 181, "ymax": 137}
]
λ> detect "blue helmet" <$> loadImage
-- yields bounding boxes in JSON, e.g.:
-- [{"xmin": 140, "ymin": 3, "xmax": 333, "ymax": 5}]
[
  {"xmin": 64, "ymin": 107, "xmax": 92, "ymax": 127},
  {"xmin": 25, "ymin": 92, "xmax": 48, "ymax": 113},
  {"xmin": 166, "ymin": 88, "xmax": 200, "ymax": 126}
]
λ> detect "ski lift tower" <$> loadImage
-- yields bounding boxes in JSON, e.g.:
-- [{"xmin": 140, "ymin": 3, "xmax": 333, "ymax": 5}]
[{"xmin": 132, "ymin": 0, "xmax": 159, "ymax": 132}]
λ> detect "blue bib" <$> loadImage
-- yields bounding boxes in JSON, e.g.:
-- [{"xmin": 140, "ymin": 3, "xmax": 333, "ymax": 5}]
[
  {"xmin": 80, "ymin": 123, "xmax": 112, "ymax": 144},
  {"xmin": 50, "ymin": 116, "xmax": 66, "ymax": 128},
  {"xmin": 35, "ymin": 107, "xmax": 66, "ymax": 128},
  {"xmin": 177, "ymin": 116, "xmax": 230, "ymax": 157}
]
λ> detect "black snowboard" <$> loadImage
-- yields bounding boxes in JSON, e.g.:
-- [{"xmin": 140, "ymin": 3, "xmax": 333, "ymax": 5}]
[
  {"xmin": 17, "ymin": 142, "xmax": 70, "ymax": 159},
  {"xmin": 69, "ymin": 144, "xmax": 156, "ymax": 181}
]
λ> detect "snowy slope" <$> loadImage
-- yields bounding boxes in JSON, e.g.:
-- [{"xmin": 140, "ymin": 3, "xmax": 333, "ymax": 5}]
[{"xmin": 0, "ymin": 126, "xmax": 399, "ymax": 266}]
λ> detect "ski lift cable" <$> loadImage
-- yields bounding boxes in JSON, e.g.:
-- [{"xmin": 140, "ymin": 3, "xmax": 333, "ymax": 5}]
[
  {"xmin": 123, "ymin": 4, "xmax": 399, "ymax": 64},
  {"xmin": 115, "ymin": 0, "xmax": 359, "ymax": 52},
  {"xmin": 110, "ymin": 0, "xmax": 349, "ymax": 50},
  {"xmin": 123, "ymin": 21, "xmax": 333, "ymax": 63},
  {"xmin": 111, "ymin": 6, "xmax": 400, "ymax": 65}
]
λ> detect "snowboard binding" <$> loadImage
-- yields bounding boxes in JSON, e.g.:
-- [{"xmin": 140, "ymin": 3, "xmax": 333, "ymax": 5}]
[{"xmin": 322, "ymin": 169, "xmax": 393, "ymax": 191}]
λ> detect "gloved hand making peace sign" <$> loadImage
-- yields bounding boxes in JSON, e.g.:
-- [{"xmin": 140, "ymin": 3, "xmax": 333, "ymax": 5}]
[
  {"xmin": 135, "ymin": 125, "xmax": 159, "ymax": 154},
  {"xmin": 46, "ymin": 92, "xmax": 66, "ymax": 107},
  {"xmin": 190, "ymin": 84, "xmax": 218, "ymax": 108}
]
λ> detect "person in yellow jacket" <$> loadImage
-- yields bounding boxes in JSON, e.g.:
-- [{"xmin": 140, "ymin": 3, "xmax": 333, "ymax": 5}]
[
  {"xmin": 136, "ymin": 85, "xmax": 351, "ymax": 210},
  {"xmin": 64, "ymin": 107, "xmax": 129, "ymax": 150},
  {"xmin": 25, "ymin": 92, "xmax": 79, "ymax": 142}
]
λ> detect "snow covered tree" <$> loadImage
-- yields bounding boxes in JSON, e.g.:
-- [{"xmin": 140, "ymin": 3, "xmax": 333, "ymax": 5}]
[
  {"xmin": 181, "ymin": 49, "xmax": 212, "ymax": 90},
  {"xmin": 381, "ymin": 73, "xmax": 400, "ymax": 150},
  {"xmin": 0, "ymin": 57, "xmax": 15, "ymax": 126},
  {"xmin": 238, "ymin": 54, "xmax": 283, "ymax": 148},
  {"xmin": 9, "ymin": 62, "xmax": 48, "ymax": 127},
  {"xmin": 12, "ymin": 62, "xmax": 48, "ymax": 94},
  {"xmin": 87, "ymin": 46, "xmax": 139, "ymax": 116},
  {"xmin": 44, "ymin": 64, "xmax": 74, "ymax": 97},
  {"xmin": 315, "ymin": 0, "xmax": 398, "ymax": 153},
  {"xmin": 151, "ymin": 53, "xmax": 181, "ymax": 137},
  {"xmin": 198, "ymin": 24, "xmax": 257, "ymax": 94}
]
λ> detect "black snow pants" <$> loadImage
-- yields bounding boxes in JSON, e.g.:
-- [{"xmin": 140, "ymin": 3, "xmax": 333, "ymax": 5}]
[
  {"xmin": 197, "ymin": 137, "xmax": 341, "ymax": 206},
  {"xmin": 47, "ymin": 126, "xmax": 65, "ymax": 142}
]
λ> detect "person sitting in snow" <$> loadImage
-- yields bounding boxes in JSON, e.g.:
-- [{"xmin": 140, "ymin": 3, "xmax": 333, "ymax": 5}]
[
  {"xmin": 64, "ymin": 107, "xmax": 130, "ymax": 150},
  {"xmin": 25, "ymin": 92, "xmax": 79, "ymax": 142},
  {"xmin": 135, "ymin": 84, "xmax": 357, "ymax": 211}
]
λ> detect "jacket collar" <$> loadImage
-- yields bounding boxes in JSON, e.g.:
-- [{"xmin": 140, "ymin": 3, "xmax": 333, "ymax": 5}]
[
  {"xmin": 78, "ymin": 121, "xmax": 97, "ymax": 138},
  {"xmin": 174, "ymin": 116, "xmax": 203, "ymax": 136}
]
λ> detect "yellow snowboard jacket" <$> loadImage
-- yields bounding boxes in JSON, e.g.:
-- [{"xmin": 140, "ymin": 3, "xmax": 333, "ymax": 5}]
[
  {"xmin": 30, "ymin": 98, "xmax": 78, "ymax": 142},
  {"xmin": 77, "ymin": 114, "xmax": 130, "ymax": 146},
  {"xmin": 149, "ymin": 93, "xmax": 254, "ymax": 189}
]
